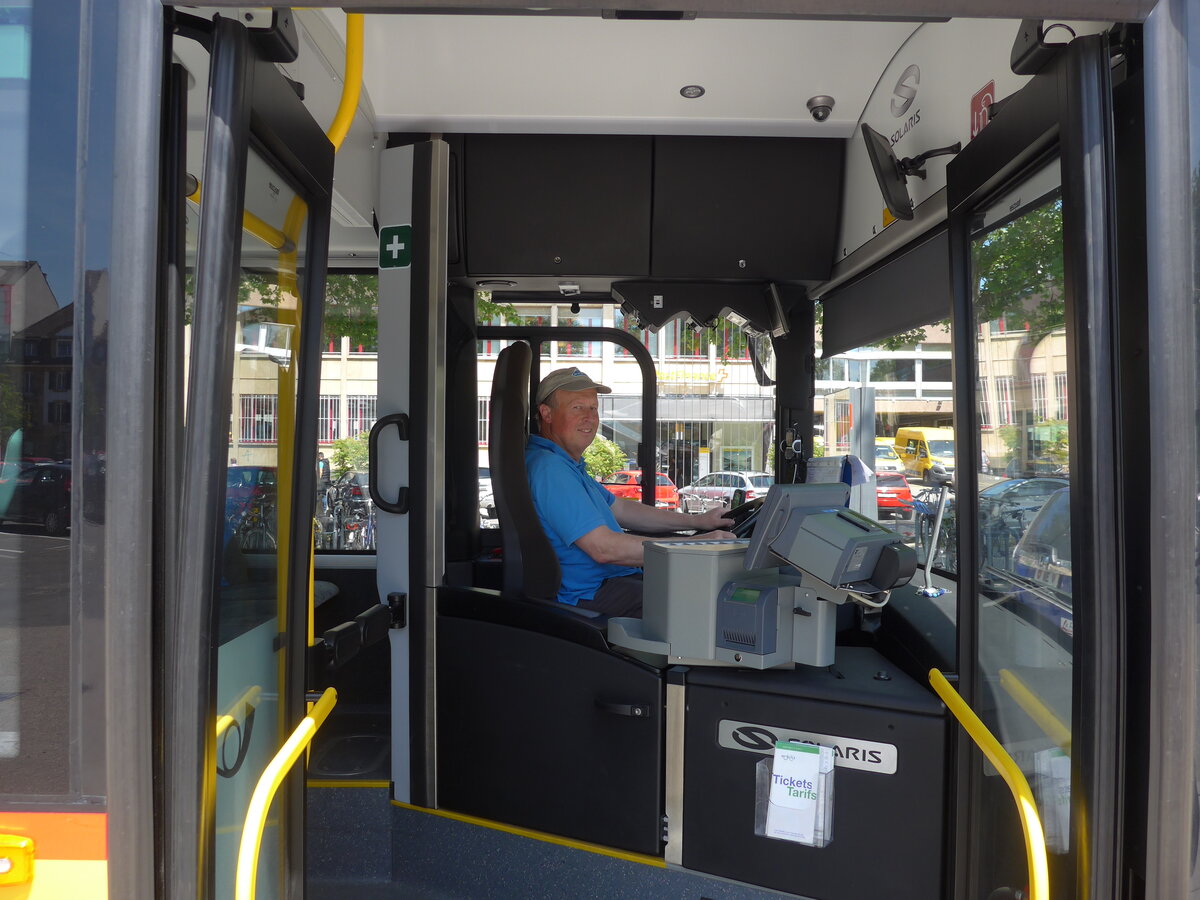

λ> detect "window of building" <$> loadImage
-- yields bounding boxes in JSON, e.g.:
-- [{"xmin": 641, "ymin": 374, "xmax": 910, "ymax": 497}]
[
  {"xmin": 1054, "ymin": 372, "xmax": 1068, "ymax": 419},
  {"xmin": 978, "ymin": 377, "xmax": 992, "ymax": 428},
  {"xmin": 922, "ymin": 357, "xmax": 953, "ymax": 383},
  {"xmin": 318, "ymin": 395, "xmax": 340, "ymax": 443},
  {"xmin": 23, "ymin": 339, "xmax": 38, "ymax": 359},
  {"xmin": 49, "ymin": 370, "xmax": 69, "ymax": 392},
  {"xmin": 478, "ymin": 397, "xmax": 490, "ymax": 446},
  {"xmin": 868, "ymin": 358, "xmax": 916, "ymax": 383},
  {"xmin": 239, "ymin": 394, "xmax": 277, "ymax": 444},
  {"xmin": 996, "ymin": 376, "xmax": 1015, "ymax": 426},
  {"xmin": 556, "ymin": 307, "xmax": 603, "ymax": 358},
  {"xmin": 347, "ymin": 395, "xmax": 377, "ymax": 437},
  {"xmin": 1032, "ymin": 374, "xmax": 1047, "ymax": 422},
  {"xmin": 615, "ymin": 309, "xmax": 659, "ymax": 357},
  {"xmin": 55, "ymin": 337, "xmax": 72, "ymax": 358},
  {"xmin": 47, "ymin": 400, "xmax": 70, "ymax": 424}
]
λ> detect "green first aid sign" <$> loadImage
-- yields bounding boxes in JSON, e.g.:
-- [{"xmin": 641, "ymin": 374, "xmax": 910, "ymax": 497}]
[{"xmin": 378, "ymin": 224, "xmax": 412, "ymax": 269}]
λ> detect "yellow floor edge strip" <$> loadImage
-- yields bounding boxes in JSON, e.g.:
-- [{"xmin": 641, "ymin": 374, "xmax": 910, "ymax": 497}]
[{"xmin": 390, "ymin": 800, "xmax": 666, "ymax": 868}]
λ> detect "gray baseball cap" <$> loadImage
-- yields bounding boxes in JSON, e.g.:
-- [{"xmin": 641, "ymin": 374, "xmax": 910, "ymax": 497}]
[{"xmin": 535, "ymin": 367, "xmax": 613, "ymax": 406}]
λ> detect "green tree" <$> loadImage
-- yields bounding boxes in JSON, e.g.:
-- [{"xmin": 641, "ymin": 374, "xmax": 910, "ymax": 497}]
[
  {"xmin": 582, "ymin": 435, "xmax": 626, "ymax": 481},
  {"xmin": 321, "ymin": 273, "xmax": 381, "ymax": 349},
  {"xmin": 0, "ymin": 373, "xmax": 28, "ymax": 448},
  {"xmin": 330, "ymin": 431, "xmax": 370, "ymax": 477},
  {"xmin": 972, "ymin": 199, "xmax": 1065, "ymax": 334},
  {"xmin": 475, "ymin": 291, "xmax": 521, "ymax": 325}
]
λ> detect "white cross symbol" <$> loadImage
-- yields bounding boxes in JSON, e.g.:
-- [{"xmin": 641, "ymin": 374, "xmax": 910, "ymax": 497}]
[{"xmin": 386, "ymin": 234, "xmax": 406, "ymax": 259}]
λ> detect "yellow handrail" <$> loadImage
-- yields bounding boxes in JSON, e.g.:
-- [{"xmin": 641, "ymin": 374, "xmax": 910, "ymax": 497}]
[
  {"xmin": 234, "ymin": 687, "xmax": 337, "ymax": 900},
  {"xmin": 325, "ymin": 14, "xmax": 363, "ymax": 152},
  {"xmin": 928, "ymin": 669, "xmax": 1050, "ymax": 900},
  {"xmin": 187, "ymin": 183, "xmax": 295, "ymax": 253},
  {"xmin": 999, "ymin": 668, "xmax": 1072, "ymax": 753}
]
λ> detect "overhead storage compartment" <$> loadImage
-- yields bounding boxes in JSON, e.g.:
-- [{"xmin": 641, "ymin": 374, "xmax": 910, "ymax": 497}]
[
  {"xmin": 651, "ymin": 136, "xmax": 844, "ymax": 281},
  {"xmin": 458, "ymin": 133, "xmax": 845, "ymax": 287},
  {"xmin": 463, "ymin": 133, "xmax": 653, "ymax": 277}
]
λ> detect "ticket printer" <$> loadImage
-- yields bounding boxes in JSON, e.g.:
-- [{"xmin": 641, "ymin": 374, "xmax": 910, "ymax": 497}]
[{"xmin": 607, "ymin": 483, "xmax": 917, "ymax": 669}]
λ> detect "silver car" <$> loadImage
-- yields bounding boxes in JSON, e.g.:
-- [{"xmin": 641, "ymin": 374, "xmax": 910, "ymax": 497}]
[{"xmin": 679, "ymin": 471, "xmax": 773, "ymax": 513}]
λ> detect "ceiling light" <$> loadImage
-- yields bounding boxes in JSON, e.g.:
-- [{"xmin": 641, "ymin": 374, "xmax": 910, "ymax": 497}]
[{"xmin": 679, "ymin": 85, "xmax": 705, "ymax": 99}]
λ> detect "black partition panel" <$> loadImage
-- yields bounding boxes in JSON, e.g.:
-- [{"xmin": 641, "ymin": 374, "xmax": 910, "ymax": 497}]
[
  {"xmin": 436, "ymin": 606, "xmax": 665, "ymax": 855},
  {"xmin": 463, "ymin": 133, "xmax": 652, "ymax": 276},
  {"xmin": 819, "ymin": 226, "xmax": 951, "ymax": 357},
  {"xmin": 651, "ymin": 136, "xmax": 843, "ymax": 281}
]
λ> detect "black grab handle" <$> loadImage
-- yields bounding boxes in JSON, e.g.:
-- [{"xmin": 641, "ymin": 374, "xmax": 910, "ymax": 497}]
[
  {"xmin": 368, "ymin": 412, "xmax": 410, "ymax": 514},
  {"xmin": 595, "ymin": 699, "xmax": 651, "ymax": 718}
]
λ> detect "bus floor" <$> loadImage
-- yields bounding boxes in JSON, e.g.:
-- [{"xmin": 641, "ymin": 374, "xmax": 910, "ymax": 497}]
[{"xmin": 307, "ymin": 787, "xmax": 791, "ymax": 899}]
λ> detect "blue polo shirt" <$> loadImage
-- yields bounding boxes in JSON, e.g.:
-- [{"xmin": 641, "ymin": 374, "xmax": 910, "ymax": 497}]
[{"xmin": 525, "ymin": 435, "xmax": 639, "ymax": 606}]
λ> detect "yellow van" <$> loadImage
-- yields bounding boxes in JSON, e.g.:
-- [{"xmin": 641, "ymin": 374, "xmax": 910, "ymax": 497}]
[
  {"xmin": 894, "ymin": 427, "xmax": 955, "ymax": 481},
  {"xmin": 874, "ymin": 437, "xmax": 905, "ymax": 473}
]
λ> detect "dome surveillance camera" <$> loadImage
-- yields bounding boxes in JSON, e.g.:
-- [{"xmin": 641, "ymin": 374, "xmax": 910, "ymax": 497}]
[{"xmin": 807, "ymin": 95, "xmax": 835, "ymax": 123}]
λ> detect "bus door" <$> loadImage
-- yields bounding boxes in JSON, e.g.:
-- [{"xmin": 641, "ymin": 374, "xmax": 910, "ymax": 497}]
[
  {"xmin": 165, "ymin": 13, "xmax": 333, "ymax": 897},
  {"xmin": 943, "ymin": 31, "xmax": 1129, "ymax": 899}
]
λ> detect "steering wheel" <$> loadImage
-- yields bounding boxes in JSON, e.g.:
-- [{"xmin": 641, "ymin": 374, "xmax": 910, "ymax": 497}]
[{"xmin": 725, "ymin": 497, "xmax": 764, "ymax": 537}]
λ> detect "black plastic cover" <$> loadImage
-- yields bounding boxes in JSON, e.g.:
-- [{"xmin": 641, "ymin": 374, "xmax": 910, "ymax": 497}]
[
  {"xmin": 682, "ymin": 647, "xmax": 947, "ymax": 899},
  {"xmin": 436, "ymin": 614, "xmax": 665, "ymax": 854}
]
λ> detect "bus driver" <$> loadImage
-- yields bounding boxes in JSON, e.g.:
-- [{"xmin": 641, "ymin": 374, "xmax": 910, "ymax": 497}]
[{"xmin": 526, "ymin": 367, "xmax": 736, "ymax": 617}]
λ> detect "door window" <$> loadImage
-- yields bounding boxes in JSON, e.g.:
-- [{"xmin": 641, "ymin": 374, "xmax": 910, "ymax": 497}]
[{"xmin": 968, "ymin": 161, "xmax": 1076, "ymax": 893}]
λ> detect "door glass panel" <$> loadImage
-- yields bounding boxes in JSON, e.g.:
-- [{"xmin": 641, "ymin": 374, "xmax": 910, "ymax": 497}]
[
  {"xmin": 968, "ymin": 160, "xmax": 1075, "ymax": 896},
  {"xmin": 187, "ymin": 145, "xmax": 309, "ymax": 900},
  {"xmin": 0, "ymin": 0, "xmax": 112, "ymax": 807},
  {"xmin": 315, "ymin": 272, "xmax": 379, "ymax": 551}
]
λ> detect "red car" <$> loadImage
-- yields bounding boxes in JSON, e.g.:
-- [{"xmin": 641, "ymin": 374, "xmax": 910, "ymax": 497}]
[
  {"xmin": 601, "ymin": 470, "xmax": 679, "ymax": 509},
  {"xmin": 875, "ymin": 472, "xmax": 914, "ymax": 520}
]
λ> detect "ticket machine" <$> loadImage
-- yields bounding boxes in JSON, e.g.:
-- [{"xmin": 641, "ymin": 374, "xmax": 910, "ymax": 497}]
[{"xmin": 608, "ymin": 483, "xmax": 918, "ymax": 668}]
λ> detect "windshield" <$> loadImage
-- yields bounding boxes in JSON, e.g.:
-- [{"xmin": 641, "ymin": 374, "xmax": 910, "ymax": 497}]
[
  {"xmin": 656, "ymin": 474, "xmax": 673, "ymax": 486},
  {"xmin": 929, "ymin": 441, "xmax": 955, "ymax": 456},
  {"xmin": 875, "ymin": 446, "xmax": 899, "ymax": 460}
]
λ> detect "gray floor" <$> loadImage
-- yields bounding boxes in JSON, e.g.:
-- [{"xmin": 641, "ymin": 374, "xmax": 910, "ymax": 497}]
[{"xmin": 307, "ymin": 787, "xmax": 799, "ymax": 899}]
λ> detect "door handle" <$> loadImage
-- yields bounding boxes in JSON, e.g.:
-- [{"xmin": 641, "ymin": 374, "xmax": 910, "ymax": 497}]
[
  {"xmin": 595, "ymin": 699, "xmax": 652, "ymax": 718},
  {"xmin": 368, "ymin": 412, "xmax": 409, "ymax": 514}
]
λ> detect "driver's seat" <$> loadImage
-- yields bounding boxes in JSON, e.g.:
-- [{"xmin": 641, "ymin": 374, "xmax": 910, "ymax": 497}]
[{"xmin": 488, "ymin": 340, "xmax": 561, "ymax": 602}]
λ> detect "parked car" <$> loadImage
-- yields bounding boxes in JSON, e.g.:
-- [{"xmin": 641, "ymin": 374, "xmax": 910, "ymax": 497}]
[
  {"xmin": 0, "ymin": 463, "xmax": 71, "ymax": 534},
  {"xmin": 979, "ymin": 476, "xmax": 1070, "ymax": 526},
  {"xmin": 679, "ymin": 471, "xmax": 773, "ymax": 513},
  {"xmin": 600, "ymin": 470, "xmax": 679, "ymax": 509},
  {"xmin": 875, "ymin": 472, "xmax": 914, "ymax": 520},
  {"xmin": 874, "ymin": 439, "xmax": 904, "ymax": 474},
  {"xmin": 227, "ymin": 465, "xmax": 277, "ymax": 503},
  {"xmin": 479, "ymin": 466, "xmax": 498, "ymax": 528},
  {"xmin": 327, "ymin": 470, "xmax": 371, "ymax": 514},
  {"xmin": 1010, "ymin": 487, "xmax": 1073, "ymax": 642}
]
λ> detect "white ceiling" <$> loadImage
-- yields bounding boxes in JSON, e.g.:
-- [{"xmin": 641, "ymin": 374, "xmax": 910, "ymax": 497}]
[{"xmin": 344, "ymin": 13, "xmax": 921, "ymax": 136}]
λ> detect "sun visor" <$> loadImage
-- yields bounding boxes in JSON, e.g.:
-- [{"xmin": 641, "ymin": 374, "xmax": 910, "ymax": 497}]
[{"xmin": 818, "ymin": 227, "xmax": 950, "ymax": 358}]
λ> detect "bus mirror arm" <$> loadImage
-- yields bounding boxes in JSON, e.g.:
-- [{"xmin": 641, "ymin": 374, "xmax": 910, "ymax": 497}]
[{"xmin": 898, "ymin": 142, "xmax": 963, "ymax": 181}]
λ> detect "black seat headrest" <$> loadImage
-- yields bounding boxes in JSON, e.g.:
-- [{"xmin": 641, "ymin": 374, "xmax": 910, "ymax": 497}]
[{"xmin": 489, "ymin": 342, "xmax": 562, "ymax": 601}]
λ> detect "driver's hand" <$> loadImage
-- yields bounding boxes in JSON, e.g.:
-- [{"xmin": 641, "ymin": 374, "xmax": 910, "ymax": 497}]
[
  {"xmin": 697, "ymin": 529, "xmax": 737, "ymax": 541},
  {"xmin": 693, "ymin": 508, "xmax": 734, "ymax": 531}
]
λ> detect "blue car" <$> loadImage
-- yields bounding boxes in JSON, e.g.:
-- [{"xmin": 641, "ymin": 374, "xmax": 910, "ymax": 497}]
[{"xmin": 1009, "ymin": 487, "xmax": 1073, "ymax": 641}]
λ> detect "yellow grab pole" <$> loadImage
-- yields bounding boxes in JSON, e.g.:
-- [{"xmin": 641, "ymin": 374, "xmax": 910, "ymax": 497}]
[{"xmin": 929, "ymin": 669, "xmax": 1051, "ymax": 900}]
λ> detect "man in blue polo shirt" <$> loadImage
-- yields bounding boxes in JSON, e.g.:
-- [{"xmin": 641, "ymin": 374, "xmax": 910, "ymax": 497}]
[{"xmin": 526, "ymin": 366, "xmax": 735, "ymax": 617}]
